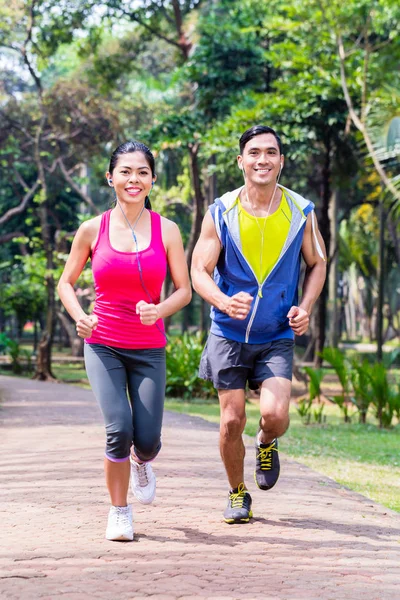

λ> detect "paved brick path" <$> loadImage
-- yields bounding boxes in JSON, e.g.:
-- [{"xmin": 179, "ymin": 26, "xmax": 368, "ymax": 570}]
[{"xmin": 0, "ymin": 375, "xmax": 399, "ymax": 600}]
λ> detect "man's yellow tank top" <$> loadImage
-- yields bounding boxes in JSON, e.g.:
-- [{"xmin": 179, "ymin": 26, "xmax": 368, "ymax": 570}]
[{"xmin": 238, "ymin": 191, "xmax": 292, "ymax": 283}]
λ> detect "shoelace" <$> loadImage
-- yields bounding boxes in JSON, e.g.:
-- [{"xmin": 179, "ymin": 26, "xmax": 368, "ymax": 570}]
[
  {"xmin": 136, "ymin": 462, "xmax": 150, "ymax": 487},
  {"xmin": 229, "ymin": 483, "xmax": 248, "ymax": 508},
  {"xmin": 114, "ymin": 507, "xmax": 131, "ymax": 527},
  {"xmin": 257, "ymin": 441, "xmax": 278, "ymax": 471}
]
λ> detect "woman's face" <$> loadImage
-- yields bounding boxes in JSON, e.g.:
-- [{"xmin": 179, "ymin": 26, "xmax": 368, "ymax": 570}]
[{"xmin": 107, "ymin": 151, "xmax": 155, "ymax": 205}]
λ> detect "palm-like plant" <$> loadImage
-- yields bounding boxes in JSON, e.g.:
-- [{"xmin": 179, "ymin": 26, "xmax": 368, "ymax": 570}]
[{"xmin": 321, "ymin": 347, "xmax": 352, "ymax": 423}]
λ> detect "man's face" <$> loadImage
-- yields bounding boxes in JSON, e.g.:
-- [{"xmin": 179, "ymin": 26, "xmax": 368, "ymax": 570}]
[{"xmin": 237, "ymin": 133, "xmax": 283, "ymax": 186}]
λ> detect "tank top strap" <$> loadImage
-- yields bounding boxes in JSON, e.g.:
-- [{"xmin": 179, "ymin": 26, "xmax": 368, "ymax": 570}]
[
  {"xmin": 100, "ymin": 209, "xmax": 111, "ymax": 235},
  {"xmin": 92, "ymin": 209, "xmax": 111, "ymax": 256},
  {"xmin": 150, "ymin": 210, "xmax": 166, "ymax": 254}
]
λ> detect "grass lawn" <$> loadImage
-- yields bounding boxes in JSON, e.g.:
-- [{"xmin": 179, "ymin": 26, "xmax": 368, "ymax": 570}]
[
  {"xmin": 52, "ymin": 363, "xmax": 90, "ymax": 388},
  {"xmin": 165, "ymin": 399, "xmax": 400, "ymax": 513}
]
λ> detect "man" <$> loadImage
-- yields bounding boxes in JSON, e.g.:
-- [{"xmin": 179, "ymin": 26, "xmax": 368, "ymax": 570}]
[{"xmin": 191, "ymin": 125, "xmax": 327, "ymax": 524}]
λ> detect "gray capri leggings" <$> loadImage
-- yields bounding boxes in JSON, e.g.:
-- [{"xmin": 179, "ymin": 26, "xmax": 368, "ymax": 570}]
[{"xmin": 84, "ymin": 343, "xmax": 166, "ymax": 463}]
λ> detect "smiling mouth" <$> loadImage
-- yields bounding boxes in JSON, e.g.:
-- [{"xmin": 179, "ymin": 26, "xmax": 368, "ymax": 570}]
[
  {"xmin": 125, "ymin": 187, "xmax": 142, "ymax": 193},
  {"xmin": 254, "ymin": 168, "xmax": 272, "ymax": 173}
]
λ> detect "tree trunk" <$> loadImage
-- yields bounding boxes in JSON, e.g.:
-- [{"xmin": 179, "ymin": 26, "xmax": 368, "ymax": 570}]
[
  {"xmin": 376, "ymin": 198, "xmax": 385, "ymax": 362},
  {"xmin": 57, "ymin": 311, "xmax": 83, "ymax": 357},
  {"xmin": 34, "ymin": 272, "xmax": 56, "ymax": 380},
  {"xmin": 33, "ymin": 130, "xmax": 56, "ymax": 381},
  {"xmin": 33, "ymin": 319, "xmax": 38, "ymax": 353},
  {"xmin": 185, "ymin": 143, "xmax": 205, "ymax": 270},
  {"xmin": 314, "ymin": 138, "xmax": 331, "ymax": 366},
  {"xmin": 328, "ymin": 190, "xmax": 339, "ymax": 347}
]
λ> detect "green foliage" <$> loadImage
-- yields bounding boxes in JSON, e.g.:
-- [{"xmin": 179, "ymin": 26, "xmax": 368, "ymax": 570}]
[
  {"xmin": 186, "ymin": 0, "xmax": 265, "ymax": 120},
  {"xmin": 330, "ymin": 394, "xmax": 353, "ymax": 423},
  {"xmin": 391, "ymin": 383, "xmax": 400, "ymax": 422},
  {"xmin": 319, "ymin": 347, "xmax": 398, "ymax": 428},
  {"xmin": 296, "ymin": 398, "xmax": 312, "ymax": 424},
  {"xmin": 313, "ymin": 402, "xmax": 325, "ymax": 425},
  {"xmin": 0, "ymin": 336, "xmax": 32, "ymax": 374},
  {"xmin": 368, "ymin": 362, "xmax": 393, "ymax": 428},
  {"xmin": 2, "ymin": 255, "xmax": 47, "ymax": 327},
  {"xmin": 166, "ymin": 333, "xmax": 217, "ymax": 400},
  {"xmin": 303, "ymin": 366, "xmax": 324, "ymax": 402},
  {"xmin": 0, "ymin": 333, "xmax": 11, "ymax": 354},
  {"xmin": 350, "ymin": 359, "xmax": 373, "ymax": 423},
  {"xmin": 1, "ymin": 0, "xmax": 399, "ymax": 379},
  {"xmin": 321, "ymin": 347, "xmax": 351, "ymax": 397},
  {"xmin": 321, "ymin": 348, "xmax": 352, "ymax": 423}
]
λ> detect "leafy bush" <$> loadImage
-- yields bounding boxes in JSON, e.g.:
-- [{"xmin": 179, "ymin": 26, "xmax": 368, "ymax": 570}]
[
  {"xmin": 0, "ymin": 335, "xmax": 33, "ymax": 374},
  {"xmin": 296, "ymin": 398, "xmax": 312, "ymax": 424},
  {"xmin": 350, "ymin": 359, "xmax": 373, "ymax": 423},
  {"xmin": 166, "ymin": 332, "xmax": 217, "ymax": 399},
  {"xmin": 319, "ymin": 347, "xmax": 397, "ymax": 428},
  {"xmin": 0, "ymin": 333, "xmax": 11, "ymax": 354},
  {"xmin": 390, "ymin": 383, "xmax": 400, "ymax": 422},
  {"xmin": 321, "ymin": 347, "xmax": 352, "ymax": 422},
  {"xmin": 303, "ymin": 366, "xmax": 324, "ymax": 403},
  {"xmin": 368, "ymin": 363, "xmax": 393, "ymax": 428},
  {"xmin": 313, "ymin": 402, "xmax": 325, "ymax": 424}
]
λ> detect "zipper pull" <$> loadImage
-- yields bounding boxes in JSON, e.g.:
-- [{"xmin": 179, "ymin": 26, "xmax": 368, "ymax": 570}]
[{"xmin": 258, "ymin": 284, "xmax": 263, "ymax": 298}]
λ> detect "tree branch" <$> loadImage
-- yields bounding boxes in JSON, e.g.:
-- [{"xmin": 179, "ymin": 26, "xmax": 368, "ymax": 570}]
[
  {"xmin": 0, "ymin": 109, "xmax": 34, "ymax": 141},
  {"xmin": 122, "ymin": 9, "xmax": 184, "ymax": 52},
  {"xmin": 0, "ymin": 231, "xmax": 25, "ymax": 244},
  {"xmin": 21, "ymin": 0, "xmax": 42, "ymax": 96},
  {"xmin": 337, "ymin": 34, "xmax": 400, "ymax": 205},
  {"xmin": 0, "ymin": 179, "xmax": 40, "ymax": 225},
  {"xmin": 58, "ymin": 158, "xmax": 100, "ymax": 215}
]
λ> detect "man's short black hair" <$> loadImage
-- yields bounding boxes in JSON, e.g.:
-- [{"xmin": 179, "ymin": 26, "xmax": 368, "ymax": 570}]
[{"xmin": 239, "ymin": 125, "xmax": 283, "ymax": 155}]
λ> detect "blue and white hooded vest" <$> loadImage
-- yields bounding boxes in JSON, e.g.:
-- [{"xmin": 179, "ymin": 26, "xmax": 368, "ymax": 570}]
[{"xmin": 208, "ymin": 184, "xmax": 324, "ymax": 344}]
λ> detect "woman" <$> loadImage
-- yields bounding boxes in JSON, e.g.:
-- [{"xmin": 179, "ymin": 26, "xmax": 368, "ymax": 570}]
[{"xmin": 58, "ymin": 141, "xmax": 192, "ymax": 541}]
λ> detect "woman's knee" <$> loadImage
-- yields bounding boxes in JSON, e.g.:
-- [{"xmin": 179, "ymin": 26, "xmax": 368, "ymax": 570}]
[
  {"xmin": 105, "ymin": 423, "xmax": 133, "ymax": 460},
  {"xmin": 133, "ymin": 436, "xmax": 161, "ymax": 462}
]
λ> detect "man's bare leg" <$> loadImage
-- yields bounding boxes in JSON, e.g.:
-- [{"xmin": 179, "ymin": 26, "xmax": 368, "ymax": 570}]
[
  {"xmin": 218, "ymin": 388, "xmax": 247, "ymax": 489},
  {"xmin": 255, "ymin": 377, "xmax": 291, "ymax": 490},
  {"xmin": 219, "ymin": 388, "xmax": 253, "ymax": 523},
  {"xmin": 259, "ymin": 377, "xmax": 292, "ymax": 443}
]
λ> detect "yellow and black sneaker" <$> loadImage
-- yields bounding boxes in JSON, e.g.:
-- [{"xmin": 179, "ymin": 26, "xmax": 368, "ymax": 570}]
[
  {"xmin": 254, "ymin": 437, "xmax": 280, "ymax": 490},
  {"xmin": 223, "ymin": 483, "xmax": 253, "ymax": 524}
]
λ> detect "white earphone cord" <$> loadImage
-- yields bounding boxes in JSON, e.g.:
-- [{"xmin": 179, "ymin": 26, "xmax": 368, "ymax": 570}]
[{"xmin": 117, "ymin": 200, "xmax": 168, "ymax": 342}]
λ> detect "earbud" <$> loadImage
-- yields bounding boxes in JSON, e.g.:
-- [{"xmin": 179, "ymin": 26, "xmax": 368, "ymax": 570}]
[
  {"xmin": 151, "ymin": 181, "xmax": 155, "ymax": 186},
  {"xmin": 108, "ymin": 178, "xmax": 113, "ymax": 186}
]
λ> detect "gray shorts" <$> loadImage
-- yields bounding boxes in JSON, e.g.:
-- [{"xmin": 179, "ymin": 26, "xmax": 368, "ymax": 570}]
[{"xmin": 199, "ymin": 333, "xmax": 294, "ymax": 390}]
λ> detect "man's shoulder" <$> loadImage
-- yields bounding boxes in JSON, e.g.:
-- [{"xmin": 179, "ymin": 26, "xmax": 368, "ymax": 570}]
[
  {"xmin": 211, "ymin": 187, "xmax": 243, "ymax": 210},
  {"xmin": 280, "ymin": 185, "xmax": 314, "ymax": 215}
]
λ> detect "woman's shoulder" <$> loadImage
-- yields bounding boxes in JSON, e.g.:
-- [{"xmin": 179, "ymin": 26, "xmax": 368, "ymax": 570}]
[
  {"xmin": 78, "ymin": 213, "xmax": 105, "ymax": 244},
  {"xmin": 156, "ymin": 214, "xmax": 182, "ymax": 250},
  {"xmin": 158, "ymin": 214, "xmax": 180, "ymax": 234}
]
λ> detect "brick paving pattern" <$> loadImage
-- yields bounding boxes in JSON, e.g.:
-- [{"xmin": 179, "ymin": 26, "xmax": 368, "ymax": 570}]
[{"xmin": 0, "ymin": 375, "xmax": 399, "ymax": 599}]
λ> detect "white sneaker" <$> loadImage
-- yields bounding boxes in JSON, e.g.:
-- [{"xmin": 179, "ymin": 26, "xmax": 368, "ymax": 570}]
[
  {"xmin": 105, "ymin": 505, "xmax": 134, "ymax": 541},
  {"xmin": 130, "ymin": 457, "xmax": 156, "ymax": 504}
]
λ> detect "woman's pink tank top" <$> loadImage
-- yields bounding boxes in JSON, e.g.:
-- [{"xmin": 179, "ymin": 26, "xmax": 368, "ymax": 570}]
[{"xmin": 85, "ymin": 209, "xmax": 167, "ymax": 349}]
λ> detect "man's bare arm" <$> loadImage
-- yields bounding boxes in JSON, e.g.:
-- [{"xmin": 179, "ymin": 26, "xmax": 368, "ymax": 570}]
[{"xmin": 191, "ymin": 211, "xmax": 253, "ymax": 320}]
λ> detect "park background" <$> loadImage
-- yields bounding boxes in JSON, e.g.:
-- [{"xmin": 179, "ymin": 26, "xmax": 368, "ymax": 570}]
[{"xmin": 0, "ymin": 1, "xmax": 399, "ymax": 511}]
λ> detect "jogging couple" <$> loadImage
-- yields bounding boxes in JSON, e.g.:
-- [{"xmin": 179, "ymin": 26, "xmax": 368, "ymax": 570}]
[{"xmin": 58, "ymin": 125, "xmax": 327, "ymax": 540}]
